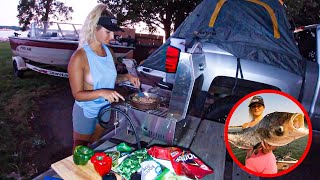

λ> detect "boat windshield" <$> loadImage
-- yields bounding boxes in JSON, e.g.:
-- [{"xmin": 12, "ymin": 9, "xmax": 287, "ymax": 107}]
[{"xmin": 29, "ymin": 21, "xmax": 81, "ymax": 41}]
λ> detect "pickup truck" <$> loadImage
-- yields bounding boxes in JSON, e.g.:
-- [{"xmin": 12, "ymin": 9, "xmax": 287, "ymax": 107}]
[
  {"xmin": 135, "ymin": 3, "xmax": 319, "ymax": 176},
  {"xmin": 139, "ymin": 2, "xmax": 320, "ymax": 131},
  {"xmin": 134, "ymin": 22, "xmax": 320, "ymax": 178},
  {"xmin": 175, "ymin": 23, "xmax": 320, "ymax": 129}
]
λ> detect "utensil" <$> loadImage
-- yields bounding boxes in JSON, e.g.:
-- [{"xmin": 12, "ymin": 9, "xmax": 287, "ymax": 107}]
[
  {"xmin": 137, "ymin": 86, "xmax": 145, "ymax": 97},
  {"xmin": 130, "ymin": 81, "xmax": 144, "ymax": 97}
]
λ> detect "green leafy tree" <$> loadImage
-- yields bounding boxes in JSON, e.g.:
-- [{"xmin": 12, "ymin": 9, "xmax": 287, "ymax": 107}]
[
  {"xmin": 97, "ymin": 0, "xmax": 318, "ymax": 38},
  {"xmin": 97, "ymin": 0, "xmax": 202, "ymax": 39},
  {"xmin": 17, "ymin": 0, "xmax": 74, "ymax": 31}
]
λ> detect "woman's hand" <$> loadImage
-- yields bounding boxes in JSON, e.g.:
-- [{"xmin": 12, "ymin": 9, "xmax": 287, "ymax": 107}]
[
  {"xmin": 127, "ymin": 74, "xmax": 140, "ymax": 88},
  {"xmin": 99, "ymin": 90, "xmax": 125, "ymax": 103}
]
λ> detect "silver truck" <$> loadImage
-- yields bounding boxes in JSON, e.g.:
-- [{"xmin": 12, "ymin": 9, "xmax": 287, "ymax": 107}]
[
  {"xmin": 151, "ymin": 25, "xmax": 320, "ymax": 130},
  {"xmin": 139, "ymin": 1, "xmax": 320, "ymax": 131},
  {"xmin": 131, "ymin": 2, "xmax": 320, "ymax": 177},
  {"xmin": 134, "ymin": 22, "xmax": 319, "ymax": 180}
]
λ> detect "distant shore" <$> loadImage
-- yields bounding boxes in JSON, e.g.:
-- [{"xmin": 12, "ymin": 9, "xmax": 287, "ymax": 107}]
[
  {"xmin": 0, "ymin": 29, "xmax": 28, "ymax": 42},
  {"xmin": 0, "ymin": 28, "xmax": 15, "ymax": 31}
]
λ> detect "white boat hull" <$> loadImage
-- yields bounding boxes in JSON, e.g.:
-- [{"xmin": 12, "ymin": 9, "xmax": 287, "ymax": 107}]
[
  {"xmin": 12, "ymin": 45, "xmax": 74, "ymax": 68},
  {"xmin": 9, "ymin": 36, "xmax": 134, "ymax": 69}
]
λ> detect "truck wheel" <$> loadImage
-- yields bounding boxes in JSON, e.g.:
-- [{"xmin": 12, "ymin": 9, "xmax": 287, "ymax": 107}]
[
  {"xmin": 13, "ymin": 60, "xmax": 24, "ymax": 78},
  {"xmin": 205, "ymin": 96, "xmax": 242, "ymax": 123}
]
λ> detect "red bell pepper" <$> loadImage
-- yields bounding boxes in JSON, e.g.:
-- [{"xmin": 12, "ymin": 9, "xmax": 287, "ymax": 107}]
[{"xmin": 90, "ymin": 152, "xmax": 112, "ymax": 176}]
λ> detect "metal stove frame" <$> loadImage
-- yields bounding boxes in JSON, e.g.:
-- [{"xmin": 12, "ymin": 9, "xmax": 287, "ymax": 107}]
[{"xmin": 115, "ymin": 43, "xmax": 205, "ymax": 144}]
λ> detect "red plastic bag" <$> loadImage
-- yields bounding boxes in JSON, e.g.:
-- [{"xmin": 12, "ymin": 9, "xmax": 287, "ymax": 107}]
[{"xmin": 147, "ymin": 146, "xmax": 214, "ymax": 179}]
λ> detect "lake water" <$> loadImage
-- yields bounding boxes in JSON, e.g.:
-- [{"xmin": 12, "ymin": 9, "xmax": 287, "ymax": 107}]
[{"xmin": 0, "ymin": 30, "xmax": 28, "ymax": 41}]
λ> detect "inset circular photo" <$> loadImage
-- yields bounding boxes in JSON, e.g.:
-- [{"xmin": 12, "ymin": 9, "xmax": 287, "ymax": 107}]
[{"xmin": 224, "ymin": 90, "xmax": 312, "ymax": 178}]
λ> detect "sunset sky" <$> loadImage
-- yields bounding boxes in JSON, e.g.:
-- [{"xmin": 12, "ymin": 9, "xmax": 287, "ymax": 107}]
[{"xmin": 0, "ymin": 0, "xmax": 97, "ymax": 26}]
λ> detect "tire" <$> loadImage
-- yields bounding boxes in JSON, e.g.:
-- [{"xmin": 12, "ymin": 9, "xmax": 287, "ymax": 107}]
[
  {"xmin": 205, "ymin": 96, "xmax": 242, "ymax": 123},
  {"xmin": 13, "ymin": 60, "xmax": 24, "ymax": 78}
]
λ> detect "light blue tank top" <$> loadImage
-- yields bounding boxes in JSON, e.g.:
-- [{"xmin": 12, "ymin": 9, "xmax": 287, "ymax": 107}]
[{"xmin": 75, "ymin": 44, "xmax": 117, "ymax": 118}]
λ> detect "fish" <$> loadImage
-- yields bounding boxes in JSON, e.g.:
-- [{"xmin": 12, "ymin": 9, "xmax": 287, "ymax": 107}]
[{"xmin": 228, "ymin": 112, "xmax": 309, "ymax": 150}]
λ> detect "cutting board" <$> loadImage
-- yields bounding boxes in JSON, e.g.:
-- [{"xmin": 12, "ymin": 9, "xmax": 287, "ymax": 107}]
[{"xmin": 51, "ymin": 155, "xmax": 102, "ymax": 180}]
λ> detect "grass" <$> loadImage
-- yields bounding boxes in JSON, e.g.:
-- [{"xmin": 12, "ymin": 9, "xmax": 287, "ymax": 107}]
[{"xmin": 0, "ymin": 41, "xmax": 69, "ymax": 179}]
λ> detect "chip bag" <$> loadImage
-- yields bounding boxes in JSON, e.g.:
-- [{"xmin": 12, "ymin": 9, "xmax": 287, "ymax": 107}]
[{"xmin": 147, "ymin": 146, "xmax": 213, "ymax": 179}]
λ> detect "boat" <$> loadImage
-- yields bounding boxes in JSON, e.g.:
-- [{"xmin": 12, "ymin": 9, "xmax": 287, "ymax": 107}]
[
  {"xmin": 276, "ymin": 151, "xmax": 298, "ymax": 172},
  {"xmin": 8, "ymin": 21, "xmax": 135, "ymax": 78},
  {"xmin": 277, "ymin": 156, "xmax": 298, "ymax": 172}
]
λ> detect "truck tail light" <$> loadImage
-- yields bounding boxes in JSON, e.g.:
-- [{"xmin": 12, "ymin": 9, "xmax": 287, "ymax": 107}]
[{"xmin": 165, "ymin": 45, "xmax": 181, "ymax": 73}]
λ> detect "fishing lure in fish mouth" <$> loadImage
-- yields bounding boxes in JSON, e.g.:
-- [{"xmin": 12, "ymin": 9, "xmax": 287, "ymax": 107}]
[{"xmin": 228, "ymin": 112, "xmax": 309, "ymax": 151}]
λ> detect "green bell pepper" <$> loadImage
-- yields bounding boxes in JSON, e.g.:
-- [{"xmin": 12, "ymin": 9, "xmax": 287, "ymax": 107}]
[{"xmin": 73, "ymin": 145, "xmax": 94, "ymax": 165}]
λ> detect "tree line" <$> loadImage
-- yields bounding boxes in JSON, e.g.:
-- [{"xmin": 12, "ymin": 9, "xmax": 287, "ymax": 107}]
[
  {"xmin": 17, "ymin": 0, "xmax": 320, "ymax": 39},
  {"xmin": 0, "ymin": 26, "xmax": 22, "ymax": 31}
]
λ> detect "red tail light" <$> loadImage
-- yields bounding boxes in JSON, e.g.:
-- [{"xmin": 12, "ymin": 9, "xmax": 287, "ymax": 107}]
[{"xmin": 165, "ymin": 46, "xmax": 181, "ymax": 73}]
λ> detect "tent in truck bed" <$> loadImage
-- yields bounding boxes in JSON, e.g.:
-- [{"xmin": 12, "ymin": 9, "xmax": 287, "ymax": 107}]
[{"xmin": 141, "ymin": 0, "xmax": 304, "ymax": 76}]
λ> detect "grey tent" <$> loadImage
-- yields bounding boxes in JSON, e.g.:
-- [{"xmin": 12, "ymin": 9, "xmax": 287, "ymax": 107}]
[{"xmin": 141, "ymin": 0, "xmax": 304, "ymax": 76}]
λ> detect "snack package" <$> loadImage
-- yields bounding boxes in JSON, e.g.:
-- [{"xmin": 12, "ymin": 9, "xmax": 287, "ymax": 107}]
[
  {"xmin": 104, "ymin": 142, "xmax": 133, "ymax": 170},
  {"xmin": 147, "ymin": 146, "xmax": 214, "ymax": 179},
  {"xmin": 105, "ymin": 142, "xmax": 133, "ymax": 153},
  {"xmin": 141, "ymin": 160, "xmax": 162, "ymax": 180},
  {"xmin": 116, "ymin": 148, "xmax": 151, "ymax": 180}
]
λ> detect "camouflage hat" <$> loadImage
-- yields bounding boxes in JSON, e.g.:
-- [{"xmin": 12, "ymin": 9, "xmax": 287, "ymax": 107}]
[{"xmin": 248, "ymin": 96, "xmax": 264, "ymax": 107}]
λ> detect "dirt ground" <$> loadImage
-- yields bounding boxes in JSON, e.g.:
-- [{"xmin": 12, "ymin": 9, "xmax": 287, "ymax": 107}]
[{"xmin": 32, "ymin": 83, "xmax": 74, "ymax": 178}]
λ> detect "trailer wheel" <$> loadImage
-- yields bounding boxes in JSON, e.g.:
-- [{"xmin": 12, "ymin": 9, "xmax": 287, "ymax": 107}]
[
  {"xmin": 13, "ymin": 60, "xmax": 24, "ymax": 78},
  {"xmin": 205, "ymin": 96, "xmax": 242, "ymax": 123}
]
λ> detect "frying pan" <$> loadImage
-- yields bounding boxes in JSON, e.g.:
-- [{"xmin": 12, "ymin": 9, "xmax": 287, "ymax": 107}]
[{"xmin": 128, "ymin": 92, "xmax": 162, "ymax": 110}]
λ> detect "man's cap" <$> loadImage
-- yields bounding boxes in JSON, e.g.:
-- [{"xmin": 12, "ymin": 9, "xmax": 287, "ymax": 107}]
[
  {"xmin": 248, "ymin": 96, "xmax": 264, "ymax": 107},
  {"xmin": 97, "ymin": 16, "xmax": 124, "ymax": 32}
]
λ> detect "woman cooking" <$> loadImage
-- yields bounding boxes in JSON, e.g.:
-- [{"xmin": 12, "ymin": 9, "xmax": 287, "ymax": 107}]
[{"xmin": 68, "ymin": 4, "xmax": 140, "ymax": 149}]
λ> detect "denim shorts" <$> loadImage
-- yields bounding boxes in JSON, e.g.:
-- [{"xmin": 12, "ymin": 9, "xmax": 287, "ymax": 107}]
[{"xmin": 72, "ymin": 102, "xmax": 111, "ymax": 135}]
